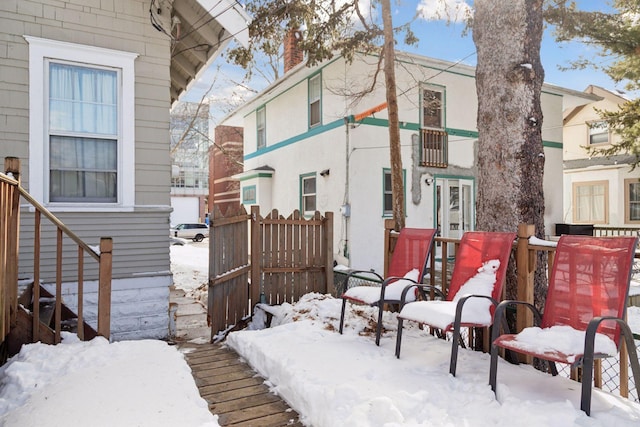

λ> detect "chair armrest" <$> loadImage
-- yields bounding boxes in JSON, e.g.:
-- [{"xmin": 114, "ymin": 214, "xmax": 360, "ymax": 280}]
[
  {"xmin": 344, "ymin": 270, "xmax": 383, "ymax": 290},
  {"xmin": 453, "ymin": 294, "xmax": 499, "ymax": 326},
  {"xmin": 490, "ymin": 300, "xmax": 543, "ymax": 344},
  {"xmin": 398, "ymin": 283, "xmax": 445, "ymax": 308}
]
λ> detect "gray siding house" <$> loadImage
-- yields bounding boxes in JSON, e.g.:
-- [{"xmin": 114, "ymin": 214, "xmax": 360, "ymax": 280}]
[{"xmin": 0, "ymin": 0, "xmax": 248, "ymax": 340}]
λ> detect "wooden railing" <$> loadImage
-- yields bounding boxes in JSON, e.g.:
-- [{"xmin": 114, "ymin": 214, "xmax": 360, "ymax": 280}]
[
  {"xmin": 0, "ymin": 157, "xmax": 112, "ymax": 347},
  {"xmin": 594, "ymin": 225, "xmax": 640, "ymax": 238},
  {"xmin": 420, "ymin": 128, "xmax": 448, "ymax": 168}
]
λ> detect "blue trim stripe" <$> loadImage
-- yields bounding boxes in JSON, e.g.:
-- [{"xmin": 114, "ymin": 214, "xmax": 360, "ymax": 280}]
[
  {"xmin": 244, "ymin": 119, "xmax": 562, "ymax": 160},
  {"xmin": 244, "ymin": 119, "xmax": 344, "ymax": 160}
]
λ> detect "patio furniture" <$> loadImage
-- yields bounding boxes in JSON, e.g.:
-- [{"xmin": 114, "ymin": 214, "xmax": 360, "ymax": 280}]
[
  {"xmin": 395, "ymin": 231, "xmax": 516, "ymax": 377},
  {"xmin": 339, "ymin": 228, "xmax": 437, "ymax": 345},
  {"xmin": 489, "ymin": 234, "xmax": 640, "ymax": 416}
]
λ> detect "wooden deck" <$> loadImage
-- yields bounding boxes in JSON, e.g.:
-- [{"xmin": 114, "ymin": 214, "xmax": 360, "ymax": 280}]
[{"xmin": 180, "ymin": 343, "xmax": 304, "ymax": 427}]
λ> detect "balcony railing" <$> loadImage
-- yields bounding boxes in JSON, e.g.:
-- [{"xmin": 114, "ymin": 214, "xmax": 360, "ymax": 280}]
[{"xmin": 420, "ymin": 128, "xmax": 448, "ymax": 168}]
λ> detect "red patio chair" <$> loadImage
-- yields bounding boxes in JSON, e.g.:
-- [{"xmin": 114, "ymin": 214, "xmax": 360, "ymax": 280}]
[
  {"xmin": 339, "ymin": 228, "xmax": 437, "ymax": 345},
  {"xmin": 489, "ymin": 235, "xmax": 640, "ymax": 416},
  {"xmin": 395, "ymin": 231, "xmax": 516, "ymax": 377}
]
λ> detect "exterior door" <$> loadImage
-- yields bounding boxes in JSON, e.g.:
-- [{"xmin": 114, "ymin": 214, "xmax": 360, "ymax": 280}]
[{"xmin": 435, "ymin": 178, "xmax": 474, "ymax": 258}]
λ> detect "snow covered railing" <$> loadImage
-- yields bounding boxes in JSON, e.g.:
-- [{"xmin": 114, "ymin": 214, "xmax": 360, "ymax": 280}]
[{"xmin": 0, "ymin": 157, "xmax": 112, "ymax": 351}]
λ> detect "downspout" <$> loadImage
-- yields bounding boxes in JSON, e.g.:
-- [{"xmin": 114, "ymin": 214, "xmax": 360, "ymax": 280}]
[{"xmin": 342, "ymin": 116, "xmax": 352, "ymax": 264}]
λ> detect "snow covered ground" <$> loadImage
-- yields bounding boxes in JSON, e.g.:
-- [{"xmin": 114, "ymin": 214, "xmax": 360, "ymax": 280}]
[{"xmin": 1, "ymin": 241, "xmax": 639, "ymax": 426}]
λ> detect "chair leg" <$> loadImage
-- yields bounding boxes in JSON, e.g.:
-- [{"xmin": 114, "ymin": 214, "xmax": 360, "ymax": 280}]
[
  {"xmin": 623, "ymin": 327, "xmax": 640, "ymax": 408},
  {"xmin": 489, "ymin": 343, "xmax": 499, "ymax": 393},
  {"xmin": 375, "ymin": 303, "xmax": 384, "ymax": 346},
  {"xmin": 580, "ymin": 351, "xmax": 594, "ymax": 416},
  {"xmin": 339, "ymin": 298, "xmax": 347, "ymax": 334},
  {"xmin": 395, "ymin": 318, "xmax": 404, "ymax": 358},
  {"xmin": 449, "ymin": 326, "xmax": 462, "ymax": 377}
]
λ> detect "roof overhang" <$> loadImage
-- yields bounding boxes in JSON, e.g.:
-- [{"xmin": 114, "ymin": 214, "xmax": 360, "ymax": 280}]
[
  {"xmin": 170, "ymin": 0, "xmax": 250, "ymax": 105},
  {"xmin": 232, "ymin": 166, "xmax": 275, "ymax": 181}
]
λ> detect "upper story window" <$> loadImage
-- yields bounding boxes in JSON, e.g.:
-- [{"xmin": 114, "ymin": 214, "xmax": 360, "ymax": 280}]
[
  {"xmin": 26, "ymin": 36, "xmax": 137, "ymax": 209},
  {"xmin": 308, "ymin": 74, "xmax": 321, "ymax": 128},
  {"xmin": 256, "ymin": 106, "xmax": 266, "ymax": 149},
  {"xmin": 588, "ymin": 121, "xmax": 609, "ymax": 145},
  {"xmin": 573, "ymin": 180, "xmax": 608, "ymax": 224},
  {"xmin": 422, "ymin": 86, "xmax": 444, "ymax": 129},
  {"xmin": 49, "ymin": 62, "xmax": 118, "ymax": 202},
  {"xmin": 300, "ymin": 173, "xmax": 317, "ymax": 215}
]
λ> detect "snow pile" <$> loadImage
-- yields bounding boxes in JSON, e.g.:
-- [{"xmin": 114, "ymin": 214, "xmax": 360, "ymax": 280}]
[
  {"xmin": 0, "ymin": 334, "xmax": 218, "ymax": 427},
  {"xmin": 227, "ymin": 293, "xmax": 640, "ymax": 427},
  {"xmin": 513, "ymin": 325, "xmax": 618, "ymax": 363}
]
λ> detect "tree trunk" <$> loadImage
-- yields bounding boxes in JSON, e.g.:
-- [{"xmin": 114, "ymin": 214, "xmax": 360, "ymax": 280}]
[
  {"xmin": 381, "ymin": 0, "xmax": 405, "ymax": 231},
  {"xmin": 473, "ymin": 0, "xmax": 546, "ymax": 307}
]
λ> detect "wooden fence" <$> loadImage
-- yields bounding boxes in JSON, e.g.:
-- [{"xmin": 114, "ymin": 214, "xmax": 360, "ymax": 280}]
[
  {"xmin": 208, "ymin": 205, "xmax": 333, "ymax": 337},
  {"xmin": 0, "ymin": 157, "xmax": 112, "ymax": 350}
]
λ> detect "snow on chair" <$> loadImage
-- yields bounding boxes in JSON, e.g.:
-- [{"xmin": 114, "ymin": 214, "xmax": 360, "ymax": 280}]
[
  {"xmin": 395, "ymin": 231, "xmax": 516, "ymax": 377},
  {"xmin": 339, "ymin": 228, "xmax": 437, "ymax": 346},
  {"xmin": 489, "ymin": 235, "xmax": 640, "ymax": 416}
]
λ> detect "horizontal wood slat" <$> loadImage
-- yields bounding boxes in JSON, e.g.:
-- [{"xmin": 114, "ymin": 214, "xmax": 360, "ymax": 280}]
[{"xmin": 181, "ymin": 343, "xmax": 304, "ymax": 427}]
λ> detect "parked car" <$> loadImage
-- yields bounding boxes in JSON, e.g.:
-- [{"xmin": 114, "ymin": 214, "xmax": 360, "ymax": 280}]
[{"xmin": 170, "ymin": 223, "xmax": 209, "ymax": 242}]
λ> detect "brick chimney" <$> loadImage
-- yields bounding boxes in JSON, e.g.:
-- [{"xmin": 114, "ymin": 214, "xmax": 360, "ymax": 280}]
[{"xmin": 283, "ymin": 28, "xmax": 304, "ymax": 73}]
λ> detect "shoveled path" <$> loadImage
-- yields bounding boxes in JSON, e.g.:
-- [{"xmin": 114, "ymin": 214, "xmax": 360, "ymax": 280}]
[{"xmin": 179, "ymin": 342, "xmax": 304, "ymax": 427}]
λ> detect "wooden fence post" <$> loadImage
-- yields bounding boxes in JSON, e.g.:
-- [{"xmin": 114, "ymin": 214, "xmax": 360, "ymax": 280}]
[
  {"xmin": 324, "ymin": 212, "xmax": 334, "ymax": 296},
  {"xmin": 250, "ymin": 205, "xmax": 261, "ymax": 306},
  {"xmin": 383, "ymin": 219, "xmax": 395, "ymax": 277},
  {"xmin": 5, "ymin": 158, "xmax": 20, "ymax": 328},
  {"xmin": 97, "ymin": 237, "xmax": 112, "ymax": 339},
  {"xmin": 516, "ymin": 224, "xmax": 535, "ymax": 363}
]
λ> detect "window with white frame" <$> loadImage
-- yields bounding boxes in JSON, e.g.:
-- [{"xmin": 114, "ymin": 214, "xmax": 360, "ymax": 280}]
[
  {"xmin": 25, "ymin": 36, "xmax": 137, "ymax": 208},
  {"xmin": 308, "ymin": 74, "xmax": 321, "ymax": 128},
  {"xmin": 256, "ymin": 107, "xmax": 266, "ymax": 149},
  {"xmin": 573, "ymin": 181, "xmax": 608, "ymax": 224},
  {"xmin": 588, "ymin": 121, "xmax": 609, "ymax": 145},
  {"xmin": 49, "ymin": 62, "xmax": 118, "ymax": 202},
  {"xmin": 625, "ymin": 179, "xmax": 640, "ymax": 223},
  {"xmin": 300, "ymin": 173, "xmax": 316, "ymax": 215}
]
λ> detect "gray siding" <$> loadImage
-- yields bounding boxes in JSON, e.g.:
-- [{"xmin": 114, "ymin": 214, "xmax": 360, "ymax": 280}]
[
  {"xmin": 1, "ymin": 0, "xmax": 174, "ymax": 281},
  {"xmin": 18, "ymin": 209, "xmax": 172, "ymax": 283}
]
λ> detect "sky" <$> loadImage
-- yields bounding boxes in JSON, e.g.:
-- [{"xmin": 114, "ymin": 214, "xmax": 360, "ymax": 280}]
[
  {"xmin": 180, "ymin": 0, "xmax": 628, "ymax": 115},
  {"xmin": 1, "ymin": 240, "xmax": 639, "ymax": 426}
]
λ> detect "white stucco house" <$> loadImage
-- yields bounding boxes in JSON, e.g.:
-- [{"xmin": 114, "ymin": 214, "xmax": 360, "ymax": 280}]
[
  {"xmin": 220, "ymin": 48, "xmax": 598, "ymax": 274},
  {"xmin": 562, "ymin": 85, "xmax": 640, "ymax": 229}
]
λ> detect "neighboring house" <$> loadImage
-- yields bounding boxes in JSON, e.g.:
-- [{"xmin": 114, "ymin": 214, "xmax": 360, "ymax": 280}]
[
  {"xmin": 170, "ymin": 101, "xmax": 211, "ymax": 226},
  {"xmin": 219, "ymin": 41, "xmax": 598, "ymax": 274},
  {"xmin": 562, "ymin": 85, "xmax": 640, "ymax": 229},
  {"xmin": 0, "ymin": 0, "xmax": 248, "ymax": 340}
]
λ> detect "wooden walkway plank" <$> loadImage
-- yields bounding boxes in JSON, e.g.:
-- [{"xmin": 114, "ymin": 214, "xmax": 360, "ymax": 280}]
[{"xmin": 180, "ymin": 342, "xmax": 303, "ymax": 427}]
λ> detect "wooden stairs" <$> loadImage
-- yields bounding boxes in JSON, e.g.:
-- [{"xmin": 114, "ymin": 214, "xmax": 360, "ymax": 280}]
[{"xmin": 5, "ymin": 281, "xmax": 97, "ymax": 358}]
